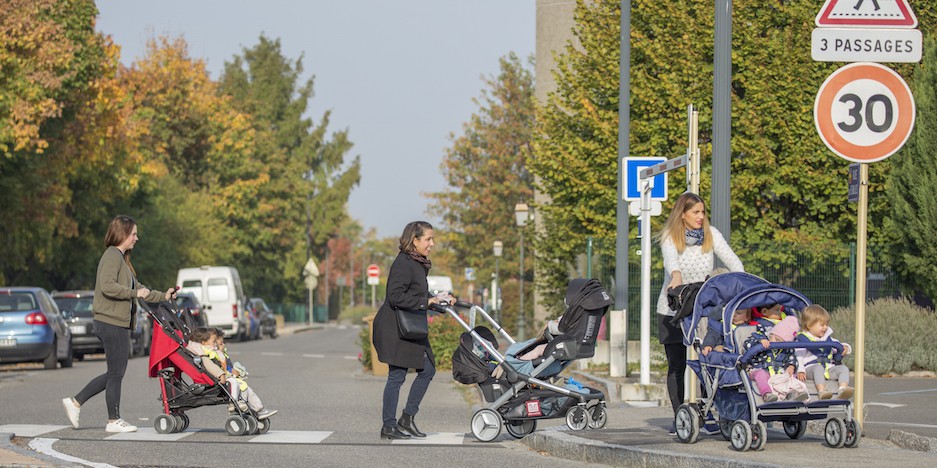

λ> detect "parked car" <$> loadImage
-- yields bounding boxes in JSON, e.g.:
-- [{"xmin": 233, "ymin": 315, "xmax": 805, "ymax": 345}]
[
  {"xmin": 52, "ymin": 290, "xmax": 151, "ymax": 359},
  {"xmin": 0, "ymin": 287, "xmax": 73, "ymax": 369},
  {"xmin": 174, "ymin": 292, "xmax": 206, "ymax": 328},
  {"xmin": 249, "ymin": 297, "xmax": 277, "ymax": 339}
]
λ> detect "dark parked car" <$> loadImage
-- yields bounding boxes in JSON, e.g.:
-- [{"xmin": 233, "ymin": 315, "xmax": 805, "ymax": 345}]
[
  {"xmin": 249, "ymin": 297, "xmax": 277, "ymax": 339},
  {"xmin": 52, "ymin": 290, "xmax": 151, "ymax": 359},
  {"xmin": 0, "ymin": 287, "xmax": 73, "ymax": 369},
  {"xmin": 174, "ymin": 292, "xmax": 206, "ymax": 328}
]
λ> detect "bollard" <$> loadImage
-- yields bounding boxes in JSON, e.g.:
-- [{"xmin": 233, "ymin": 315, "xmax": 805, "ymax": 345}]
[{"xmin": 362, "ymin": 314, "xmax": 388, "ymax": 376}]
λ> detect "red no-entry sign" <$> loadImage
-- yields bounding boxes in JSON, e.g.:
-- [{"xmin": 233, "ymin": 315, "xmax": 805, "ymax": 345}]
[{"xmin": 367, "ymin": 264, "xmax": 380, "ymax": 278}]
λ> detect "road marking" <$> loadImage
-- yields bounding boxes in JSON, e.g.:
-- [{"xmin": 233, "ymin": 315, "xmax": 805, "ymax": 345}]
[
  {"xmin": 880, "ymin": 388, "xmax": 937, "ymax": 396},
  {"xmin": 29, "ymin": 438, "xmax": 117, "ymax": 468},
  {"xmin": 248, "ymin": 430, "xmax": 332, "ymax": 444},
  {"xmin": 392, "ymin": 432, "xmax": 466, "ymax": 445},
  {"xmin": 104, "ymin": 427, "xmax": 200, "ymax": 441},
  {"xmin": 342, "ymin": 356, "xmax": 358, "ymax": 360},
  {"xmin": 865, "ymin": 402, "xmax": 907, "ymax": 409},
  {"xmin": 0, "ymin": 424, "xmax": 68, "ymax": 437},
  {"xmin": 303, "ymin": 354, "xmax": 325, "ymax": 358},
  {"xmin": 260, "ymin": 352, "xmax": 284, "ymax": 356}
]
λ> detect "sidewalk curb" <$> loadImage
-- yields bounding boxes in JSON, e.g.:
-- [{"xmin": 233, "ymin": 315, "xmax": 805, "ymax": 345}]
[
  {"xmin": 888, "ymin": 430, "xmax": 937, "ymax": 452},
  {"xmin": 519, "ymin": 431, "xmax": 787, "ymax": 468},
  {"xmin": 1, "ymin": 432, "xmax": 80, "ymax": 467}
]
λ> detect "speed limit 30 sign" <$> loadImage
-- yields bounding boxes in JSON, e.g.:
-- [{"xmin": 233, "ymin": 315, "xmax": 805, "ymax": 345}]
[{"xmin": 814, "ymin": 62, "xmax": 915, "ymax": 163}]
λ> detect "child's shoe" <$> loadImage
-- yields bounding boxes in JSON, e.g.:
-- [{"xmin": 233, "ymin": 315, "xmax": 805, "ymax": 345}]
[
  {"xmin": 787, "ymin": 390, "xmax": 809, "ymax": 402},
  {"xmin": 256, "ymin": 408, "xmax": 278, "ymax": 420},
  {"xmin": 837, "ymin": 386, "xmax": 854, "ymax": 399},
  {"xmin": 818, "ymin": 390, "xmax": 834, "ymax": 400},
  {"xmin": 763, "ymin": 392, "xmax": 779, "ymax": 402}
]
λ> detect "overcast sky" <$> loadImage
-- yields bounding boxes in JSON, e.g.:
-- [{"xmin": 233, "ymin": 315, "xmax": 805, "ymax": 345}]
[{"xmin": 95, "ymin": 0, "xmax": 536, "ymax": 238}]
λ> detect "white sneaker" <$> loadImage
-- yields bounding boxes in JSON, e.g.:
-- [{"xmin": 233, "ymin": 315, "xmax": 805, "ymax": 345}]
[
  {"xmin": 256, "ymin": 409, "xmax": 277, "ymax": 420},
  {"xmin": 61, "ymin": 398, "xmax": 80, "ymax": 429},
  {"xmin": 105, "ymin": 418, "xmax": 138, "ymax": 433}
]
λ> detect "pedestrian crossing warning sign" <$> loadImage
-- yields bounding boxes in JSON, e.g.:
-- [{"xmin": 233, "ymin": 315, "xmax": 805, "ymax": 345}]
[{"xmin": 815, "ymin": 0, "xmax": 917, "ymax": 28}]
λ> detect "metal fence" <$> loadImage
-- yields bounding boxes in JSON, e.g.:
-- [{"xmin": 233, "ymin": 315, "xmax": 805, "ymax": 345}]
[{"xmin": 582, "ymin": 237, "xmax": 903, "ymax": 340}]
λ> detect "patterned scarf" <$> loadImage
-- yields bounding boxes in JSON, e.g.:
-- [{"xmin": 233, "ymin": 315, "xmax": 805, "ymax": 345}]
[
  {"xmin": 403, "ymin": 248, "xmax": 432, "ymax": 272},
  {"xmin": 685, "ymin": 228, "xmax": 704, "ymax": 247}
]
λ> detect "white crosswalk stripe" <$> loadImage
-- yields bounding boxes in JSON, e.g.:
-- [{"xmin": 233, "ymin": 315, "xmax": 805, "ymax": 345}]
[
  {"xmin": 105, "ymin": 427, "xmax": 199, "ymax": 441},
  {"xmin": 2, "ymin": 425, "xmax": 475, "ymax": 445}
]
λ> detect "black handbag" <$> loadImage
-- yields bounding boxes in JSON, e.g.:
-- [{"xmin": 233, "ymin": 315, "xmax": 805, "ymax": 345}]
[{"xmin": 395, "ymin": 307, "xmax": 428, "ymax": 340}]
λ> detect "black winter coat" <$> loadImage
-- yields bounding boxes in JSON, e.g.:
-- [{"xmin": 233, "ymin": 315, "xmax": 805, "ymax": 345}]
[{"xmin": 372, "ymin": 252, "xmax": 434, "ymax": 369}]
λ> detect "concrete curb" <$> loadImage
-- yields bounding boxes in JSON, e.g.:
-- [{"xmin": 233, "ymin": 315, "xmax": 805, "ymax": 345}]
[
  {"xmin": 0, "ymin": 432, "xmax": 81, "ymax": 467},
  {"xmin": 520, "ymin": 431, "xmax": 787, "ymax": 468},
  {"xmin": 888, "ymin": 430, "xmax": 937, "ymax": 452}
]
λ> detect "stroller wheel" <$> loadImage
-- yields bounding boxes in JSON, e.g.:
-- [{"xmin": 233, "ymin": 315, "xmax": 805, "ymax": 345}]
[
  {"xmin": 675, "ymin": 404, "xmax": 701, "ymax": 444},
  {"xmin": 179, "ymin": 413, "xmax": 190, "ymax": 432},
  {"xmin": 783, "ymin": 420, "xmax": 807, "ymax": 439},
  {"xmin": 751, "ymin": 421, "xmax": 767, "ymax": 451},
  {"xmin": 587, "ymin": 405, "xmax": 608, "ymax": 429},
  {"xmin": 225, "ymin": 415, "xmax": 247, "ymax": 436},
  {"xmin": 844, "ymin": 419, "xmax": 861, "ymax": 448},
  {"xmin": 729, "ymin": 420, "xmax": 753, "ymax": 452},
  {"xmin": 154, "ymin": 414, "xmax": 176, "ymax": 434},
  {"xmin": 172, "ymin": 414, "xmax": 185, "ymax": 433},
  {"xmin": 244, "ymin": 415, "xmax": 259, "ymax": 435},
  {"xmin": 825, "ymin": 418, "xmax": 846, "ymax": 448},
  {"xmin": 471, "ymin": 409, "xmax": 502, "ymax": 442},
  {"xmin": 565, "ymin": 406, "xmax": 588, "ymax": 431},
  {"xmin": 719, "ymin": 421, "xmax": 732, "ymax": 441},
  {"xmin": 505, "ymin": 419, "xmax": 537, "ymax": 439},
  {"xmin": 257, "ymin": 417, "xmax": 272, "ymax": 434}
]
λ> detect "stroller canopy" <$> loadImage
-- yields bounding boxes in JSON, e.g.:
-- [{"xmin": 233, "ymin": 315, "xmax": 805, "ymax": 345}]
[
  {"xmin": 556, "ymin": 278, "xmax": 614, "ymax": 359},
  {"xmin": 682, "ymin": 272, "xmax": 769, "ymax": 346}
]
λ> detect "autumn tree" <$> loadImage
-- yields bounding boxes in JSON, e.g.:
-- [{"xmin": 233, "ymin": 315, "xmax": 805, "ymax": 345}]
[
  {"xmin": 220, "ymin": 35, "xmax": 360, "ymax": 302},
  {"xmin": 426, "ymin": 52, "xmax": 536, "ymax": 326}
]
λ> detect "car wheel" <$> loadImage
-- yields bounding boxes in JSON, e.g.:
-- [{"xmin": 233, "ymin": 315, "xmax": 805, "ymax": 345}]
[
  {"xmin": 43, "ymin": 339, "xmax": 58, "ymax": 369},
  {"xmin": 60, "ymin": 340, "xmax": 74, "ymax": 368}
]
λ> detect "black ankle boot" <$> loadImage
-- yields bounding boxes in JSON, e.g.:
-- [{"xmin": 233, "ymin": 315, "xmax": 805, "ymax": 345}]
[
  {"xmin": 398, "ymin": 412, "xmax": 426, "ymax": 438},
  {"xmin": 380, "ymin": 426, "xmax": 411, "ymax": 440}
]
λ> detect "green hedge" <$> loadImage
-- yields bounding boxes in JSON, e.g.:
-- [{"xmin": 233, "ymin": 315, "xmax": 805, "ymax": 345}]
[
  {"xmin": 832, "ymin": 297, "xmax": 937, "ymax": 375},
  {"xmin": 357, "ymin": 312, "xmax": 467, "ymax": 371}
]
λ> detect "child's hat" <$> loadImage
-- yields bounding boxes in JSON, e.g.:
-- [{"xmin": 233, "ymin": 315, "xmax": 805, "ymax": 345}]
[{"xmin": 770, "ymin": 316, "xmax": 800, "ymax": 341}]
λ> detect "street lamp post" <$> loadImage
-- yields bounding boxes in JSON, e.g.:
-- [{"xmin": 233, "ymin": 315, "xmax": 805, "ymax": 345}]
[
  {"xmin": 493, "ymin": 240, "xmax": 503, "ymax": 323},
  {"xmin": 515, "ymin": 203, "xmax": 529, "ymax": 341}
]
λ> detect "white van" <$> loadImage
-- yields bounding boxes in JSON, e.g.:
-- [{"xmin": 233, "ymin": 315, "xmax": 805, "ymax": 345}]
[
  {"xmin": 426, "ymin": 276, "xmax": 454, "ymax": 296},
  {"xmin": 176, "ymin": 266, "xmax": 247, "ymax": 339}
]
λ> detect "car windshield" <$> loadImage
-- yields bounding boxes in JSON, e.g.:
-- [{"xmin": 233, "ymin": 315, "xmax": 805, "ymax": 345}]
[
  {"xmin": 53, "ymin": 297, "xmax": 94, "ymax": 318},
  {"xmin": 175, "ymin": 295, "xmax": 197, "ymax": 308},
  {"xmin": 0, "ymin": 293, "xmax": 39, "ymax": 312}
]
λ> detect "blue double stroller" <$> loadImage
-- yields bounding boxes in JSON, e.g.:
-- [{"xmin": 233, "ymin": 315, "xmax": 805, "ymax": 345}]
[{"xmin": 675, "ymin": 272, "xmax": 860, "ymax": 451}]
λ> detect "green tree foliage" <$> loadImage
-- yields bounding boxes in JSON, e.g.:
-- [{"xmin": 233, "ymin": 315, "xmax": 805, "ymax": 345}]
[
  {"xmin": 885, "ymin": 35, "xmax": 937, "ymax": 300},
  {"xmin": 426, "ymin": 53, "xmax": 535, "ymax": 322},
  {"xmin": 530, "ymin": 0, "xmax": 937, "ymax": 305},
  {"xmin": 219, "ymin": 35, "xmax": 361, "ymax": 302}
]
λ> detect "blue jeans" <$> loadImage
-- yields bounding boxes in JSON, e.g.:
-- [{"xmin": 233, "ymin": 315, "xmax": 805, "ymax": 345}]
[
  {"xmin": 382, "ymin": 352, "xmax": 435, "ymax": 428},
  {"xmin": 75, "ymin": 320, "xmax": 131, "ymax": 420}
]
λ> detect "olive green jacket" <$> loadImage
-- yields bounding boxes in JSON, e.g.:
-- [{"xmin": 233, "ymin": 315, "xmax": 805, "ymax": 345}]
[{"xmin": 92, "ymin": 246, "xmax": 165, "ymax": 329}]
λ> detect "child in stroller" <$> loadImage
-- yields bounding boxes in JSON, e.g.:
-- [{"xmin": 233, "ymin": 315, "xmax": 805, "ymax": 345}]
[
  {"xmin": 743, "ymin": 316, "xmax": 809, "ymax": 402},
  {"xmin": 676, "ymin": 272, "xmax": 860, "ymax": 451},
  {"xmin": 147, "ymin": 303, "xmax": 275, "ymax": 436},
  {"xmin": 446, "ymin": 278, "xmax": 613, "ymax": 442}
]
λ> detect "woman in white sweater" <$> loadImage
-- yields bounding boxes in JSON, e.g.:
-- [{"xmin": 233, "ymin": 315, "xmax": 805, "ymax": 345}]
[{"xmin": 656, "ymin": 192, "xmax": 744, "ymax": 433}]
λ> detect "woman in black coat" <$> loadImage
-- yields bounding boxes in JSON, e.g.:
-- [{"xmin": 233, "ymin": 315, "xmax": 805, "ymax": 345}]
[{"xmin": 372, "ymin": 221, "xmax": 452, "ymax": 440}]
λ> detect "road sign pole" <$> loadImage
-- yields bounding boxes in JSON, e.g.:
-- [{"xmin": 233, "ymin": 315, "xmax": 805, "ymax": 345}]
[
  {"xmin": 639, "ymin": 177, "xmax": 652, "ymax": 386},
  {"xmin": 854, "ymin": 163, "xmax": 869, "ymax": 428}
]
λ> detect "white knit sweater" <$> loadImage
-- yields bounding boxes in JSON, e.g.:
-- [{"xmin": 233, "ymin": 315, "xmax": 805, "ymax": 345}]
[{"xmin": 656, "ymin": 227, "xmax": 744, "ymax": 316}]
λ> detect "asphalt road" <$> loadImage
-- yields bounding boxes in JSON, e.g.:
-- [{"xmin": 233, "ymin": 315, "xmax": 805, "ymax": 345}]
[
  {"xmin": 859, "ymin": 374, "xmax": 937, "ymax": 440},
  {"xmin": 0, "ymin": 324, "xmax": 607, "ymax": 468}
]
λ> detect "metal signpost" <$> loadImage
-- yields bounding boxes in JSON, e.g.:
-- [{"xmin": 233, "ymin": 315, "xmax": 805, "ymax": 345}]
[{"xmin": 812, "ymin": 0, "xmax": 919, "ymax": 429}]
